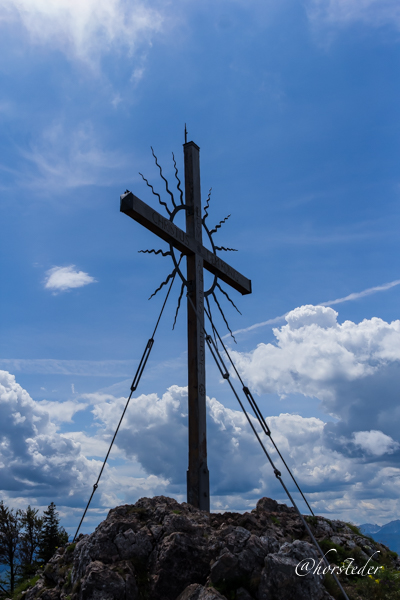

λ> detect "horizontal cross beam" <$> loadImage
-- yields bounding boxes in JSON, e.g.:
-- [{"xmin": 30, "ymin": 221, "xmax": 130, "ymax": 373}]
[{"xmin": 120, "ymin": 191, "xmax": 251, "ymax": 296}]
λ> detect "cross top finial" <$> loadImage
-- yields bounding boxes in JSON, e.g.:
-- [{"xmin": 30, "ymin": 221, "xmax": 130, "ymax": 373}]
[{"xmin": 184, "ymin": 123, "xmax": 187, "ymax": 144}]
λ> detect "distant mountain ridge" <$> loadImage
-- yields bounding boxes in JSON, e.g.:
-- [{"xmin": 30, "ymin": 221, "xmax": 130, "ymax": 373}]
[{"xmin": 359, "ymin": 520, "xmax": 400, "ymax": 554}]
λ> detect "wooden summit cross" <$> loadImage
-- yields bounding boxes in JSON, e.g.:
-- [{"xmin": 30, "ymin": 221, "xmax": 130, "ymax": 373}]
[{"xmin": 120, "ymin": 137, "xmax": 251, "ymax": 511}]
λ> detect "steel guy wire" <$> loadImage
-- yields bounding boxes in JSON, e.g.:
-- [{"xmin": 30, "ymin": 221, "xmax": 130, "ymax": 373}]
[
  {"xmin": 187, "ymin": 292, "xmax": 349, "ymax": 600},
  {"xmin": 204, "ymin": 305, "xmax": 315, "ymax": 517},
  {"xmin": 72, "ymin": 257, "xmax": 182, "ymax": 542}
]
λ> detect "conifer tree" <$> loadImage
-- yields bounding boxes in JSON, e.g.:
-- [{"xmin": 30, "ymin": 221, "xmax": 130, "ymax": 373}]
[
  {"xmin": 18, "ymin": 505, "xmax": 43, "ymax": 577},
  {"xmin": 38, "ymin": 502, "xmax": 68, "ymax": 564},
  {"xmin": 0, "ymin": 500, "xmax": 21, "ymax": 593}
]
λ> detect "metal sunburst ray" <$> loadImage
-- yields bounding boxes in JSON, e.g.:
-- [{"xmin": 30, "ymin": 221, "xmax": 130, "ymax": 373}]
[
  {"xmin": 139, "ymin": 172, "xmax": 172, "ymax": 217},
  {"xmin": 216, "ymin": 282, "xmax": 242, "ymax": 315},
  {"xmin": 172, "ymin": 282, "xmax": 186, "ymax": 330},
  {"xmin": 151, "ymin": 147, "xmax": 177, "ymax": 210},
  {"xmin": 209, "ymin": 214, "xmax": 231, "ymax": 235},
  {"xmin": 172, "ymin": 152, "xmax": 184, "ymax": 206},
  {"xmin": 214, "ymin": 246, "xmax": 238, "ymax": 252},
  {"xmin": 212, "ymin": 291, "xmax": 236, "ymax": 344},
  {"xmin": 202, "ymin": 188, "xmax": 212, "ymax": 223},
  {"xmin": 148, "ymin": 269, "xmax": 176, "ymax": 300},
  {"xmin": 138, "ymin": 249, "xmax": 172, "ymax": 257}
]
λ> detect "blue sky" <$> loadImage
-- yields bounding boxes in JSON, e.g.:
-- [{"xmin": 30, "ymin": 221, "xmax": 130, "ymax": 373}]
[{"xmin": 1, "ymin": 0, "xmax": 400, "ymax": 536}]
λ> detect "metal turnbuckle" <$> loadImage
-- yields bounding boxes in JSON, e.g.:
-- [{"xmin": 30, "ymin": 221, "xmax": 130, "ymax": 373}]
[
  {"xmin": 243, "ymin": 386, "xmax": 271, "ymax": 436},
  {"xmin": 205, "ymin": 335, "xmax": 229, "ymax": 380},
  {"xmin": 131, "ymin": 338, "xmax": 154, "ymax": 392}
]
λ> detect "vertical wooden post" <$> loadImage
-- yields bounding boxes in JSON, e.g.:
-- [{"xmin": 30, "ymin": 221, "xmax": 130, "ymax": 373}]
[{"xmin": 184, "ymin": 141, "xmax": 210, "ymax": 511}]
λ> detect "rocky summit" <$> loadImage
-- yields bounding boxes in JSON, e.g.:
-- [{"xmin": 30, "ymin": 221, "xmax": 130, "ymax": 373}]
[{"xmin": 23, "ymin": 496, "xmax": 400, "ymax": 600}]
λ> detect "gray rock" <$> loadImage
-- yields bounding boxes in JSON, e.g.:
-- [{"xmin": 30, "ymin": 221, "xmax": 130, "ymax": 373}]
[
  {"xmin": 256, "ymin": 498, "xmax": 294, "ymax": 514},
  {"xmin": 38, "ymin": 591, "xmax": 60, "ymax": 600},
  {"xmin": 210, "ymin": 550, "xmax": 239, "ymax": 585},
  {"xmin": 330, "ymin": 536, "xmax": 342, "ymax": 545},
  {"xmin": 236, "ymin": 588, "xmax": 254, "ymax": 600},
  {"xmin": 114, "ymin": 526, "xmax": 153, "ymax": 560},
  {"xmin": 150, "ymin": 531, "xmax": 211, "ymax": 599},
  {"xmin": 238, "ymin": 534, "xmax": 270, "ymax": 572},
  {"xmin": 25, "ymin": 578, "xmax": 47, "ymax": 600},
  {"xmin": 79, "ymin": 560, "xmax": 138, "ymax": 600},
  {"xmin": 176, "ymin": 583, "xmax": 227, "ymax": 599},
  {"xmin": 224, "ymin": 526, "xmax": 251, "ymax": 552},
  {"xmin": 259, "ymin": 536, "xmax": 279, "ymax": 555},
  {"xmin": 257, "ymin": 540, "xmax": 334, "ymax": 600},
  {"xmin": 19, "ymin": 495, "xmax": 397, "ymax": 600},
  {"xmin": 345, "ymin": 539, "xmax": 357, "ymax": 550},
  {"xmin": 314, "ymin": 519, "xmax": 333, "ymax": 538}
]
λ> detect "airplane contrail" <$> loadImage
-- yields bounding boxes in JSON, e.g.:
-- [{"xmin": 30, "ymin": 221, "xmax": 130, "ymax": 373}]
[
  {"xmin": 230, "ymin": 279, "xmax": 400, "ymax": 338},
  {"xmin": 320, "ymin": 279, "xmax": 400, "ymax": 306}
]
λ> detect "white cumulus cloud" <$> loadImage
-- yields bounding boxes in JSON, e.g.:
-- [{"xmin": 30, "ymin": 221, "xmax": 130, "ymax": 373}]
[
  {"xmin": 44, "ymin": 265, "xmax": 96, "ymax": 292},
  {"xmin": 231, "ymin": 305, "xmax": 400, "ymax": 406},
  {"xmin": 230, "ymin": 306, "xmax": 400, "ymax": 470},
  {"xmin": 82, "ymin": 383, "xmax": 400, "ymax": 522},
  {"xmin": 0, "ymin": 370, "xmax": 95, "ymax": 503},
  {"xmin": 352, "ymin": 430, "xmax": 400, "ymax": 456},
  {"xmin": 0, "ymin": 370, "xmax": 177, "ymax": 527},
  {"xmin": 3, "ymin": 303, "xmax": 400, "ymax": 525},
  {"xmin": 285, "ymin": 304, "xmax": 338, "ymax": 329},
  {"xmin": 2, "ymin": 365, "xmax": 400, "ymax": 524},
  {"xmin": 86, "ymin": 385, "xmax": 321, "ymax": 499},
  {"xmin": 37, "ymin": 399, "xmax": 88, "ymax": 424}
]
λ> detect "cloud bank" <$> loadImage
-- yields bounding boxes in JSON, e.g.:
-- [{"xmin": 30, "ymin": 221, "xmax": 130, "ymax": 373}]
[
  {"xmin": 229, "ymin": 305, "xmax": 400, "ymax": 519},
  {"xmin": 2, "ymin": 306, "xmax": 400, "ymax": 525},
  {"xmin": 0, "ymin": 370, "xmax": 168, "ymax": 521},
  {"xmin": 84, "ymin": 374, "xmax": 400, "ymax": 521},
  {"xmin": 230, "ymin": 305, "xmax": 400, "ymax": 441},
  {"xmin": 0, "ymin": 370, "xmax": 95, "ymax": 504}
]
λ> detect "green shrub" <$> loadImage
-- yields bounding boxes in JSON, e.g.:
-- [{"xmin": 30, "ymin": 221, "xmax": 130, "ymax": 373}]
[
  {"xmin": 63, "ymin": 568, "xmax": 72, "ymax": 591},
  {"xmin": 323, "ymin": 573, "xmax": 347, "ymax": 600},
  {"xmin": 65, "ymin": 543, "xmax": 76, "ymax": 554},
  {"xmin": 345, "ymin": 523, "xmax": 362, "ymax": 536},
  {"xmin": 11, "ymin": 575, "xmax": 40, "ymax": 600},
  {"xmin": 71, "ymin": 578, "xmax": 81, "ymax": 595},
  {"xmin": 305, "ymin": 515, "xmax": 319, "ymax": 528}
]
